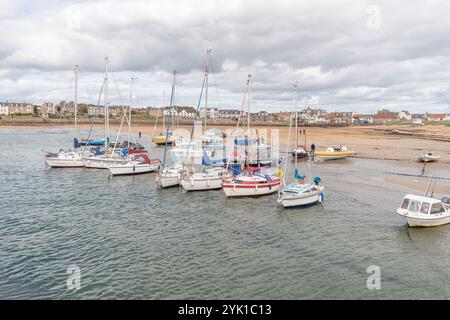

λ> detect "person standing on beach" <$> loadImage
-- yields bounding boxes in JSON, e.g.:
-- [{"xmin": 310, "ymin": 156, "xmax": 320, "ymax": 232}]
[{"xmin": 311, "ymin": 142, "xmax": 316, "ymax": 154}]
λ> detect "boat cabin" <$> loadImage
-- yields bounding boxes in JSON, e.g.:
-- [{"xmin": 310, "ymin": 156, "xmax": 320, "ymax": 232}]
[{"xmin": 398, "ymin": 194, "xmax": 448, "ymax": 215}]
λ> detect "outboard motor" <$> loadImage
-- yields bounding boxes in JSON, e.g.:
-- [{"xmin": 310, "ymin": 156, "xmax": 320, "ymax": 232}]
[
  {"xmin": 313, "ymin": 176, "xmax": 322, "ymax": 185},
  {"xmin": 441, "ymin": 197, "xmax": 450, "ymax": 205}
]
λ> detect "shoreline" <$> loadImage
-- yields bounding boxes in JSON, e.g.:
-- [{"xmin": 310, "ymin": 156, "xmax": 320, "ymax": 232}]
[{"xmin": 2, "ymin": 123, "xmax": 449, "ymax": 165}]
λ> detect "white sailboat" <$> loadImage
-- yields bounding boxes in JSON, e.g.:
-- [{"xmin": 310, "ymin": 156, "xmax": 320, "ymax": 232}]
[
  {"xmin": 45, "ymin": 65, "xmax": 87, "ymax": 168},
  {"xmin": 157, "ymin": 70, "xmax": 182, "ymax": 188},
  {"xmin": 180, "ymin": 49, "xmax": 228, "ymax": 192},
  {"xmin": 82, "ymin": 57, "xmax": 129, "ymax": 169},
  {"xmin": 222, "ymin": 74, "xmax": 281, "ymax": 197},
  {"xmin": 277, "ymin": 83, "xmax": 324, "ymax": 208}
]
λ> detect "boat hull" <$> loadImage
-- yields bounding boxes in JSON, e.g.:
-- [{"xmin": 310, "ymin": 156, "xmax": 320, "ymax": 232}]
[
  {"xmin": 108, "ymin": 163, "xmax": 159, "ymax": 176},
  {"xmin": 396, "ymin": 209, "xmax": 450, "ymax": 227},
  {"xmin": 314, "ymin": 152, "xmax": 354, "ymax": 161},
  {"xmin": 45, "ymin": 158, "xmax": 85, "ymax": 168},
  {"xmin": 181, "ymin": 177, "xmax": 223, "ymax": 191},
  {"xmin": 156, "ymin": 174, "xmax": 180, "ymax": 188},
  {"xmin": 222, "ymin": 180, "xmax": 281, "ymax": 197},
  {"xmin": 418, "ymin": 157, "xmax": 440, "ymax": 163},
  {"xmin": 83, "ymin": 157, "xmax": 129, "ymax": 169},
  {"xmin": 278, "ymin": 191, "xmax": 323, "ymax": 208}
]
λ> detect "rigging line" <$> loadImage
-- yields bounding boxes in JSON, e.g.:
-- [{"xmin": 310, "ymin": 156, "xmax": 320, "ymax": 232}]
[
  {"xmin": 225, "ymin": 80, "xmax": 248, "ymax": 171},
  {"xmin": 209, "ymin": 58, "xmax": 224, "ymax": 110},
  {"xmin": 181, "ymin": 75, "xmax": 206, "ymax": 169},
  {"xmin": 81, "ymin": 82, "xmax": 104, "ymax": 155},
  {"xmin": 110, "ymin": 71, "xmax": 138, "ymax": 145}
]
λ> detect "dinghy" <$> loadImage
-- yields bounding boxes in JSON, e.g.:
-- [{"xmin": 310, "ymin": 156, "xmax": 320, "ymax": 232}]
[
  {"xmin": 314, "ymin": 146, "xmax": 355, "ymax": 161},
  {"xmin": 417, "ymin": 151, "xmax": 440, "ymax": 163},
  {"xmin": 292, "ymin": 146, "xmax": 308, "ymax": 159}
]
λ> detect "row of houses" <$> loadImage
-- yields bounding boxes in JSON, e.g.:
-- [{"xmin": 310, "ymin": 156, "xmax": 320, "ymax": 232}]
[
  {"xmin": 1, "ymin": 101, "xmax": 449, "ymax": 124},
  {"xmin": 283, "ymin": 107, "xmax": 450, "ymax": 125},
  {"xmin": 0, "ymin": 102, "xmax": 34, "ymax": 115}
]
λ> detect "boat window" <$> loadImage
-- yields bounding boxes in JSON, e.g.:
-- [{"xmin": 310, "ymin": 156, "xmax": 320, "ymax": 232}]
[
  {"xmin": 400, "ymin": 198, "xmax": 410, "ymax": 209},
  {"xmin": 430, "ymin": 203, "xmax": 445, "ymax": 214},
  {"xmin": 420, "ymin": 202, "xmax": 430, "ymax": 214},
  {"xmin": 408, "ymin": 200, "xmax": 420, "ymax": 212}
]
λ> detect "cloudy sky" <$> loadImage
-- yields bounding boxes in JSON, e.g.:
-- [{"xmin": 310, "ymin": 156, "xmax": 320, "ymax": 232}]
[{"xmin": 1, "ymin": 0, "xmax": 450, "ymax": 113}]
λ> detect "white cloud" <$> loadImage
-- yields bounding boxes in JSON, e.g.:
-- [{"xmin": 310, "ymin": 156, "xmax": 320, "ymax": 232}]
[{"xmin": 0, "ymin": 0, "xmax": 450, "ymax": 113}]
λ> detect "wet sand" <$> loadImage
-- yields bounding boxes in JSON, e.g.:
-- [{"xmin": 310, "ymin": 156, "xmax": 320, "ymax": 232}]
[{"xmin": 385, "ymin": 177, "xmax": 450, "ymax": 195}]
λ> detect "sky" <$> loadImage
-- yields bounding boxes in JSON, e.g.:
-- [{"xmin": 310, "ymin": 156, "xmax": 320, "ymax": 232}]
[{"xmin": 0, "ymin": 0, "xmax": 450, "ymax": 113}]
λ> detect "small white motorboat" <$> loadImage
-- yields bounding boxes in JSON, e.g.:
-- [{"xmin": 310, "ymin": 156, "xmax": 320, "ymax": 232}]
[
  {"xmin": 292, "ymin": 146, "xmax": 308, "ymax": 159},
  {"xmin": 417, "ymin": 151, "xmax": 440, "ymax": 163},
  {"xmin": 108, "ymin": 154, "xmax": 160, "ymax": 176},
  {"xmin": 396, "ymin": 194, "xmax": 450, "ymax": 227},
  {"xmin": 180, "ymin": 167, "xmax": 227, "ymax": 191}
]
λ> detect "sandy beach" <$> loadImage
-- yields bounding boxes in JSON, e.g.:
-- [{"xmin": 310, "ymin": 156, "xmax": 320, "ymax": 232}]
[{"xmin": 2, "ymin": 123, "xmax": 449, "ymax": 164}]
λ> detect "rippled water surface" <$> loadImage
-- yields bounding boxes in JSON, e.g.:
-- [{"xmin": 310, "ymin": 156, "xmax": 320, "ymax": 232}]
[{"xmin": 1, "ymin": 128, "xmax": 450, "ymax": 299}]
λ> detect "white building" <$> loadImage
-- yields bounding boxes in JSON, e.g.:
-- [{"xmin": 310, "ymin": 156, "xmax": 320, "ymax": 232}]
[
  {"xmin": 0, "ymin": 103, "xmax": 9, "ymax": 115},
  {"xmin": 399, "ymin": 110, "xmax": 412, "ymax": 121},
  {"xmin": 298, "ymin": 107, "xmax": 328, "ymax": 124},
  {"xmin": 199, "ymin": 107, "xmax": 219, "ymax": 119},
  {"xmin": 219, "ymin": 109, "xmax": 241, "ymax": 119}
]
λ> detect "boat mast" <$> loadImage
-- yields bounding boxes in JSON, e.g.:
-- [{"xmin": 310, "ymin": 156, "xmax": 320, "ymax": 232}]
[
  {"xmin": 128, "ymin": 77, "xmax": 137, "ymax": 148},
  {"xmin": 104, "ymin": 57, "xmax": 109, "ymax": 149},
  {"xmin": 162, "ymin": 70, "xmax": 176, "ymax": 169},
  {"xmin": 247, "ymin": 74, "xmax": 251, "ymax": 137},
  {"xmin": 204, "ymin": 49, "xmax": 211, "ymax": 131},
  {"xmin": 74, "ymin": 64, "xmax": 79, "ymax": 139},
  {"xmin": 294, "ymin": 82, "xmax": 299, "ymax": 170}
]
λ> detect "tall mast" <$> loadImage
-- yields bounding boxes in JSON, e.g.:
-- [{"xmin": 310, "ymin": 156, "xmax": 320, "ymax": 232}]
[
  {"xmin": 128, "ymin": 77, "xmax": 137, "ymax": 147},
  {"xmin": 294, "ymin": 82, "xmax": 299, "ymax": 169},
  {"xmin": 104, "ymin": 57, "xmax": 109, "ymax": 148},
  {"xmin": 247, "ymin": 74, "xmax": 251, "ymax": 137},
  {"xmin": 162, "ymin": 70, "xmax": 176, "ymax": 169},
  {"xmin": 204, "ymin": 49, "xmax": 211, "ymax": 130},
  {"xmin": 74, "ymin": 64, "xmax": 79, "ymax": 139},
  {"xmin": 162, "ymin": 91, "xmax": 166, "ymax": 132}
]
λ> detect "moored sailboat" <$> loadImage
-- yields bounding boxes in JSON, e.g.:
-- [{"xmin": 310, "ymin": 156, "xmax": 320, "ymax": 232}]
[{"xmin": 278, "ymin": 83, "xmax": 324, "ymax": 208}]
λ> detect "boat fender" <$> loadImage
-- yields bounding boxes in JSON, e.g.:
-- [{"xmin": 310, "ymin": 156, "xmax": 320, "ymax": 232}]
[
  {"xmin": 319, "ymin": 192, "xmax": 324, "ymax": 203},
  {"xmin": 314, "ymin": 176, "xmax": 321, "ymax": 185}
]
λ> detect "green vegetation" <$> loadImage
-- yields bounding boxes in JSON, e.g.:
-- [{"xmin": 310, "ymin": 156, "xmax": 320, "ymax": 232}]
[{"xmin": 386, "ymin": 119, "xmax": 411, "ymax": 125}]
